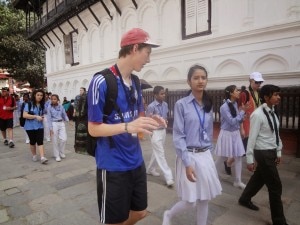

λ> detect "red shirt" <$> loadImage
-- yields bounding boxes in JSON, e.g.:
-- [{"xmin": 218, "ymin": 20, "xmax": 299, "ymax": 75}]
[
  {"xmin": 238, "ymin": 90, "xmax": 258, "ymax": 137},
  {"xmin": 0, "ymin": 96, "xmax": 15, "ymax": 119}
]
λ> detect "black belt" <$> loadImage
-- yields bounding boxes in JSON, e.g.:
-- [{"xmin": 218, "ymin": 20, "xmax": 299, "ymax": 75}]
[
  {"xmin": 187, "ymin": 146, "xmax": 210, "ymax": 153},
  {"xmin": 53, "ymin": 120, "xmax": 63, "ymax": 122},
  {"xmin": 254, "ymin": 148, "xmax": 276, "ymax": 151}
]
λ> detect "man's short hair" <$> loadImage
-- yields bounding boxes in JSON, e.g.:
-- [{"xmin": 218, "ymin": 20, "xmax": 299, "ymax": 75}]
[
  {"xmin": 153, "ymin": 86, "xmax": 164, "ymax": 95},
  {"xmin": 260, "ymin": 84, "xmax": 280, "ymax": 103},
  {"xmin": 118, "ymin": 43, "xmax": 148, "ymax": 58}
]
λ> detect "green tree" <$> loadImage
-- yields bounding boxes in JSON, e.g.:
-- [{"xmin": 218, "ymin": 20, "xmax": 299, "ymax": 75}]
[{"xmin": 0, "ymin": 1, "xmax": 46, "ymax": 89}]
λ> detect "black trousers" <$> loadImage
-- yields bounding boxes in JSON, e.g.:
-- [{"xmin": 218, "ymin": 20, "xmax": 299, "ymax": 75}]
[
  {"xmin": 240, "ymin": 150, "xmax": 286, "ymax": 225},
  {"xmin": 242, "ymin": 137, "xmax": 248, "ymax": 152}
]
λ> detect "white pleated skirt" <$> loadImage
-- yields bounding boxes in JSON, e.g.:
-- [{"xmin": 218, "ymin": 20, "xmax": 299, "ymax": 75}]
[
  {"xmin": 214, "ymin": 129, "xmax": 245, "ymax": 157},
  {"xmin": 176, "ymin": 150, "xmax": 222, "ymax": 202}
]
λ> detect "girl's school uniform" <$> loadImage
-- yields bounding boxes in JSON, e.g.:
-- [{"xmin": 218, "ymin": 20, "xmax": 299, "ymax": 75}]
[{"xmin": 173, "ymin": 94, "xmax": 222, "ymax": 202}]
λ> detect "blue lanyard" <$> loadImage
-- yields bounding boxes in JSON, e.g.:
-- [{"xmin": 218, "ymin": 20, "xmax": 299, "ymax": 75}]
[{"xmin": 192, "ymin": 100, "xmax": 205, "ymax": 129}]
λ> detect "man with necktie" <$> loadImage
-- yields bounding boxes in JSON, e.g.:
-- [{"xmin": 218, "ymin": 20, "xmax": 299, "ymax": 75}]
[{"xmin": 239, "ymin": 84, "xmax": 289, "ymax": 225}]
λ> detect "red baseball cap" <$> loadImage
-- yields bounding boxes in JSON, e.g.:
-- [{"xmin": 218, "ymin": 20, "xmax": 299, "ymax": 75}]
[{"xmin": 120, "ymin": 28, "xmax": 159, "ymax": 48}]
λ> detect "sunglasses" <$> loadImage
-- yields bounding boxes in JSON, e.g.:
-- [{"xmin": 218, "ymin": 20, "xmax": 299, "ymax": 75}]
[{"xmin": 255, "ymin": 81, "xmax": 263, "ymax": 84}]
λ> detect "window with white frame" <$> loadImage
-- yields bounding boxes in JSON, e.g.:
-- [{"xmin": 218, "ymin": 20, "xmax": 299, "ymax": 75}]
[
  {"xmin": 71, "ymin": 31, "xmax": 79, "ymax": 64},
  {"xmin": 63, "ymin": 31, "xmax": 79, "ymax": 66},
  {"xmin": 181, "ymin": 0, "xmax": 211, "ymax": 39}
]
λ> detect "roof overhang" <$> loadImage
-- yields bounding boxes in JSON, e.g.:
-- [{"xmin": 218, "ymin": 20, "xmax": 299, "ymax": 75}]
[{"xmin": 12, "ymin": 0, "xmax": 46, "ymax": 11}]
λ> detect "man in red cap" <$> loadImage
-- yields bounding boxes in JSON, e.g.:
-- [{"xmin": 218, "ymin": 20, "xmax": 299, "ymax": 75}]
[
  {"xmin": 87, "ymin": 28, "xmax": 165, "ymax": 225},
  {"xmin": 0, "ymin": 87, "xmax": 16, "ymax": 148}
]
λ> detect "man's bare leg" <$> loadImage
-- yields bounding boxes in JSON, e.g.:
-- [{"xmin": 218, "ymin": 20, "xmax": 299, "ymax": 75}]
[{"xmin": 123, "ymin": 210, "xmax": 149, "ymax": 225}]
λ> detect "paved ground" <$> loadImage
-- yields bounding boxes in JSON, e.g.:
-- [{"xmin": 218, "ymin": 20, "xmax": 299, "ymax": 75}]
[{"xmin": 0, "ymin": 122, "xmax": 299, "ymax": 225}]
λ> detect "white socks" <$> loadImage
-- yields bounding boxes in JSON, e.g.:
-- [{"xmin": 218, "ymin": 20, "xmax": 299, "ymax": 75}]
[
  {"xmin": 196, "ymin": 200, "xmax": 209, "ymax": 225},
  {"xmin": 234, "ymin": 156, "xmax": 243, "ymax": 183},
  {"xmin": 167, "ymin": 200, "xmax": 209, "ymax": 225}
]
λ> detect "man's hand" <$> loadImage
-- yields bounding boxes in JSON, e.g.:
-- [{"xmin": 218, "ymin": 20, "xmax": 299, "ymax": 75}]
[
  {"xmin": 275, "ymin": 157, "xmax": 281, "ymax": 165},
  {"xmin": 126, "ymin": 117, "xmax": 161, "ymax": 134},
  {"xmin": 150, "ymin": 114, "xmax": 167, "ymax": 128},
  {"xmin": 247, "ymin": 163, "xmax": 255, "ymax": 172}
]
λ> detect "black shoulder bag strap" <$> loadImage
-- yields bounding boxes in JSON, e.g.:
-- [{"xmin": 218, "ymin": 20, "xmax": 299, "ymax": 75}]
[
  {"xmin": 28, "ymin": 102, "xmax": 32, "ymax": 112},
  {"xmin": 93, "ymin": 68, "xmax": 125, "ymax": 149},
  {"xmin": 21, "ymin": 102, "xmax": 25, "ymax": 114},
  {"xmin": 131, "ymin": 74, "xmax": 141, "ymax": 106},
  {"xmin": 99, "ymin": 69, "xmax": 124, "ymax": 123}
]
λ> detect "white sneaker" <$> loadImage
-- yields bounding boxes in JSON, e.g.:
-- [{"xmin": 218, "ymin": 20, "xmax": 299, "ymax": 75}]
[
  {"xmin": 166, "ymin": 180, "xmax": 175, "ymax": 187},
  {"xmin": 55, "ymin": 157, "xmax": 61, "ymax": 162},
  {"xmin": 41, "ymin": 157, "xmax": 48, "ymax": 164},
  {"xmin": 46, "ymin": 138, "xmax": 51, "ymax": 142},
  {"xmin": 32, "ymin": 155, "xmax": 38, "ymax": 162},
  {"xmin": 146, "ymin": 170, "xmax": 160, "ymax": 177},
  {"xmin": 162, "ymin": 210, "xmax": 171, "ymax": 225},
  {"xmin": 60, "ymin": 153, "xmax": 66, "ymax": 159},
  {"xmin": 233, "ymin": 181, "xmax": 246, "ymax": 189}
]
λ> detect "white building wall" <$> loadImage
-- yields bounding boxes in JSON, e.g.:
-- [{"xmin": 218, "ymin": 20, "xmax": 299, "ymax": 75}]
[{"xmin": 43, "ymin": 0, "xmax": 300, "ymax": 100}]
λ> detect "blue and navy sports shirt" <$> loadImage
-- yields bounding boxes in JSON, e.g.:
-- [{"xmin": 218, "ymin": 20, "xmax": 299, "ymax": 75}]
[{"xmin": 87, "ymin": 67, "xmax": 144, "ymax": 171}]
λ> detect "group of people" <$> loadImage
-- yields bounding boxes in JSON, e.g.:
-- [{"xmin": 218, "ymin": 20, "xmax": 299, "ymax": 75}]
[
  {"xmin": 86, "ymin": 28, "xmax": 288, "ymax": 225},
  {"xmin": 1, "ymin": 27, "xmax": 288, "ymax": 225},
  {"xmin": 0, "ymin": 89, "xmax": 70, "ymax": 164}
]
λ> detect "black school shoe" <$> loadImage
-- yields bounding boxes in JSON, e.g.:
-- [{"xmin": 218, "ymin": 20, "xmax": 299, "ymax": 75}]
[
  {"xmin": 224, "ymin": 161, "xmax": 232, "ymax": 175},
  {"xmin": 238, "ymin": 198, "xmax": 259, "ymax": 211}
]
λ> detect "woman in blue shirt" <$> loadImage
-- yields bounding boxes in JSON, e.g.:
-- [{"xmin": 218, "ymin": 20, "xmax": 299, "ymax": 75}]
[
  {"xmin": 162, "ymin": 65, "xmax": 222, "ymax": 225},
  {"xmin": 23, "ymin": 89, "xmax": 48, "ymax": 164},
  {"xmin": 214, "ymin": 85, "xmax": 248, "ymax": 189}
]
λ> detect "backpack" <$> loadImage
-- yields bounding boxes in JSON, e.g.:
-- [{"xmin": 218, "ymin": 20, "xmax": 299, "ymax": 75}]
[
  {"xmin": 75, "ymin": 68, "xmax": 141, "ymax": 157},
  {"xmin": 19, "ymin": 102, "xmax": 32, "ymax": 127},
  {"xmin": 241, "ymin": 86, "xmax": 250, "ymax": 102}
]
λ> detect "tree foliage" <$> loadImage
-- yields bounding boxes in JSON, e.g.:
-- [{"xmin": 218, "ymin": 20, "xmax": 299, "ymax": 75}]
[{"xmin": 0, "ymin": 1, "xmax": 46, "ymax": 89}]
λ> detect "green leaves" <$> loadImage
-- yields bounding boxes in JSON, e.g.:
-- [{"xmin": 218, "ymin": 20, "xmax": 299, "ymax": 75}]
[{"xmin": 0, "ymin": 2, "xmax": 45, "ymax": 89}]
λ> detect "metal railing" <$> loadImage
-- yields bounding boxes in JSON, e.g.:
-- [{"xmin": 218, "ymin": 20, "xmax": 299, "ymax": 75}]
[
  {"xmin": 144, "ymin": 87, "xmax": 300, "ymax": 129},
  {"xmin": 143, "ymin": 87, "xmax": 300, "ymax": 156}
]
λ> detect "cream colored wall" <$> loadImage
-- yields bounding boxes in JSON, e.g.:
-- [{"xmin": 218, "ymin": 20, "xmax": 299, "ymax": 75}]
[{"xmin": 42, "ymin": 0, "xmax": 300, "ymax": 100}]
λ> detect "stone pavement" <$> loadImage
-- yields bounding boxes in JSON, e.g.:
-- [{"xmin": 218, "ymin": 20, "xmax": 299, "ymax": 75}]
[{"xmin": 0, "ymin": 123, "xmax": 299, "ymax": 225}]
